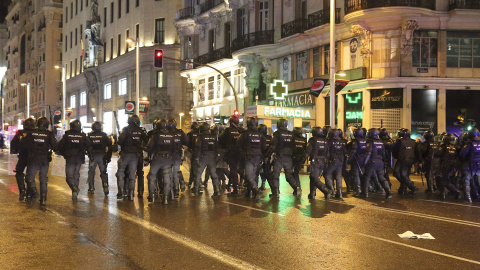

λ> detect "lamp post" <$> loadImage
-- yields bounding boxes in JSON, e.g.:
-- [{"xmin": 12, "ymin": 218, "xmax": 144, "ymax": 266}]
[
  {"xmin": 20, "ymin": 82, "xmax": 30, "ymax": 118},
  {"xmin": 329, "ymin": 0, "xmax": 336, "ymax": 128},
  {"xmin": 126, "ymin": 38, "xmax": 140, "ymax": 115},
  {"xmin": 55, "ymin": 65, "xmax": 67, "ymax": 125},
  {"xmin": 179, "ymin": 112, "xmax": 184, "ymax": 130}
]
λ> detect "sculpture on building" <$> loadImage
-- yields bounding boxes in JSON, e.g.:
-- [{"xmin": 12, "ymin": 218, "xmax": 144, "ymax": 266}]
[
  {"xmin": 84, "ymin": 0, "xmax": 103, "ymax": 69},
  {"xmin": 84, "ymin": 70, "xmax": 100, "ymax": 122},
  {"xmin": 400, "ymin": 20, "xmax": 419, "ymax": 54},
  {"xmin": 351, "ymin": 25, "xmax": 373, "ymax": 58}
]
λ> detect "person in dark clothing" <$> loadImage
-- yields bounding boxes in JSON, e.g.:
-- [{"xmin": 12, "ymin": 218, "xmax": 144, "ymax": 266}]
[
  {"xmin": 347, "ymin": 128, "xmax": 367, "ymax": 194},
  {"xmin": 10, "ymin": 117, "xmax": 36, "ymax": 201},
  {"xmin": 460, "ymin": 128, "xmax": 480, "ymax": 203},
  {"xmin": 437, "ymin": 133, "xmax": 461, "ymax": 200},
  {"xmin": 306, "ymin": 127, "xmax": 333, "ymax": 200},
  {"xmin": 87, "ymin": 121, "xmax": 113, "ymax": 195},
  {"xmin": 419, "ymin": 130, "xmax": 438, "ymax": 193},
  {"xmin": 292, "ymin": 127, "xmax": 307, "ymax": 194},
  {"xmin": 194, "ymin": 122, "xmax": 221, "ymax": 197},
  {"xmin": 258, "ymin": 124, "xmax": 272, "ymax": 191},
  {"xmin": 116, "ymin": 115, "xmax": 147, "ymax": 201},
  {"xmin": 363, "ymin": 128, "xmax": 392, "ymax": 199},
  {"xmin": 168, "ymin": 118, "xmax": 188, "ymax": 198},
  {"xmin": 325, "ymin": 129, "xmax": 347, "ymax": 199},
  {"xmin": 392, "ymin": 129, "xmax": 420, "ymax": 195},
  {"xmin": 58, "ymin": 120, "xmax": 92, "ymax": 201},
  {"xmin": 186, "ymin": 122, "xmax": 200, "ymax": 189},
  {"xmin": 21, "ymin": 117, "xmax": 58, "ymax": 205},
  {"xmin": 219, "ymin": 116, "xmax": 242, "ymax": 195}
]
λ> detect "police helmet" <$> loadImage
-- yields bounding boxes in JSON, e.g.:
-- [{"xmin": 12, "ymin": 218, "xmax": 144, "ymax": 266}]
[
  {"xmin": 353, "ymin": 128, "xmax": 364, "ymax": 138},
  {"xmin": 258, "ymin": 124, "xmax": 268, "ymax": 135},
  {"xmin": 199, "ymin": 122, "xmax": 210, "ymax": 133},
  {"xmin": 311, "ymin": 127, "xmax": 324, "ymax": 138},
  {"xmin": 92, "ymin": 121, "xmax": 102, "ymax": 132},
  {"xmin": 443, "ymin": 133, "xmax": 455, "ymax": 145},
  {"xmin": 328, "ymin": 129, "xmax": 340, "ymax": 139},
  {"xmin": 368, "ymin": 128, "xmax": 380, "ymax": 139},
  {"xmin": 293, "ymin": 127, "xmax": 304, "ymax": 137},
  {"xmin": 70, "ymin": 120, "xmax": 82, "ymax": 131},
  {"xmin": 397, "ymin": 128, "xmax": 406, "ymax": 138},
  {"xmin": 156, "ymin": 119, "xmax": 168, "ymax": 130},
  {"xmin": 167, "ymin": 119, "xmax": 177, "ymax": 131},
  {"xmin": 403, "ymin": 129, "xmax": 411, "ymax": 138},
  {"xmin": 338, "ymin": 129, "xmax": 344, "ymax": 138},
  {"xmin": 247, "ymin": 117, "xmax": 258, "ymax": 128},
  {"xmin": 128, "ymin": 114, "xmax": 141, "ymax": 127},
  {"xmin": 229, "ymin": 115, "xmax": 240, "ymax": 126},
  {"xmin": 423, "ymin": 130, "xmax": 434, "ymax": 140},
  {"xmin": 379, "ymin": 128, "xmax": 389, "ymax": 138},
  {"xmin": 36, "ymin": 117, "xmax": 49, "ymax": 130},
  {"xmin": 277, "ymin": 118, "xmax": 288, "ymax": 129},
  {"xmin": 322, "ymin": 126, "xmax": 331, "ymax": 137},
  {"xmin": 23, "ymin": 117, "xmax": 36, "ymax": 130},
  {"xmin": 469, "ymin": 128, "xmax": 479, "ymax": 139},
  {"xmin": 191, "ymin": 122, "xmax": 199, "ymax": 131}
]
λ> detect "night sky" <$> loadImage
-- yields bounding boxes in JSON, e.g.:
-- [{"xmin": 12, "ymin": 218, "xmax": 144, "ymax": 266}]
[{"xmin": 0, "ymin": 0, "xmax": 12, "ymax": 24}]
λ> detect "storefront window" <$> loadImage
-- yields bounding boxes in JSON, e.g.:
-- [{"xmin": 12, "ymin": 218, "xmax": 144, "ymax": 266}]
[
  {"xmin": 412, "ymin": 31, "xmax": 437, "ymax": 67},
  {"xmin": 296, "ymin": 50, "xmax": 307, "ymax": 80},
  {"xmin": 447, "ymin": 31, "xmax": 480, "ymax": 68}
]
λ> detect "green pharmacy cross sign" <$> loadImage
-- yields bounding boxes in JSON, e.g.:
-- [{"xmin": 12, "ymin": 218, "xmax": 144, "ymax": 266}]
[{"xmin": 270, "ymin": 80, "xmax": 288, "ymax": 100}]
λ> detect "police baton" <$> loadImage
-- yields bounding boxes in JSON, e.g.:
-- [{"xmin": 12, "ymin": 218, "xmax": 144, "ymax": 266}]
[{"xmin": 352, "ymin": 154, "xmax": 363, "ymax": 175}]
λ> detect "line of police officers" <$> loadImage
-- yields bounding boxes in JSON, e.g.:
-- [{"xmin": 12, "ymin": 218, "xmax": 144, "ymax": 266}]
[{"xmin": 10, "ymin": 113, "xmax": 480, "ymax": 206}]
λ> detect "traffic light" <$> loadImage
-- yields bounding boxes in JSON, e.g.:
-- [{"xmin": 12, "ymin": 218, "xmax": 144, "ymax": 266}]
[
  {"xmin": 154, "ymin": 49, "xmax": 163, "ymax": 68},
  {"xmin": 233, "ymin": 110, "xmax": 240, "ymax": 117}
]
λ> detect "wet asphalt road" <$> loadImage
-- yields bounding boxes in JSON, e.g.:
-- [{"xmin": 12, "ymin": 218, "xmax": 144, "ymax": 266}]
[{"xmin": 1, "ymin": 152, "xmax": 480, "ymax": 269}]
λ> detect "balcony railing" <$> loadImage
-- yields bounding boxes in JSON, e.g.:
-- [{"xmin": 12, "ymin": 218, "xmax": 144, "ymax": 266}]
[
  {"xmin": 307, "ymin": 8, "xmax": 341, "ymax": 30},
  {"xmin": 281, "ymin": 18, "xmax": 308, "ymax": 38},
  {"xmin": 232, "ymin": 30, "xmax": 275, "ymax": 52},
  {"xmin": 196, "ymin": 47, "xmax": 232, "ymax": 64},
  {"xmin": 199, "ymin": 0, "xmax": 224, "ymax": 14},
  {"xmin": 177, "ymin": 6, "xmax": 195, "ymax": 20},
  {"xmin": 449, "ymin": 0, "xmax": 480, "ymax": 10},
  {"xmin": 345, "ymin": 0, "xmax": 436, "ymax": 15}
]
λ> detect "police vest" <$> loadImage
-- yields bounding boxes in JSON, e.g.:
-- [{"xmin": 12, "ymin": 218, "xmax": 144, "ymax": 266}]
[
  {"xmin": 187, "ymin": 131, "xmax": 198, "ymax": 150},
  {"xmin": 371, "ymin": 139, "xmax": 385, "ymax": 161},
  {"xmin": 65, "ymin": 131, "xmax": 87, "ymax": 156},
  {"xmin": 276, "ymin": 130, "xmax": 294, "ymax": 156},
  {"xmin": 200, "ymin": 134, "xmax": 216, "ymax": 155},
  {"xmin": 89, "ymin": 132, "xmax": 107, "ymax": 152},
  {"xmin": 171, "ymin": 129, "xmax": 185, "ymax": 155},
  {"xmin": 294, "ymin": 136, "xmax": 307, "ymax": 156},
  {"xmin": 30, "ymin": 130, "xmax": 51, "ymax": 155},
  {"xmin": 245, "ymin": 131, "xmax": 262, "ymax": 156},
  {"xmin": 265, "ymin": 135, "xmax": 272, "ymax": 149},
  {"xmin": 329, "ymin": 139, "xmax": 344, "ymax": 161},
  {"xmin": 399, "ymin": 138, "xmax": 415, "ymax": 163},
  {"xmin": 122, "ymin": 128, "xmax": 144, "ymax": 153},
  {"xmin": 444, "ymin": 145, "xmax": 457, "ymax": 167},
  {"xmin": 355, "ymin": 138, "xmax": 367, "ymax": 159},
  {"xmin": 153, "ymin": 132, "xmax": 173, "ymax": 155},
  {"xmin": 225, "ymin": 127, "xmax": 240, "ymax": 151},
  {"xmin": 311, "ymin": 137, "xmax": 327, "ymax": 160}
]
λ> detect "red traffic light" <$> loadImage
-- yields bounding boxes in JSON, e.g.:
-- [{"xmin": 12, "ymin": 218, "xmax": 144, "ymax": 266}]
[
  {"xmin": 233, "ymin": 110, "xmax": 239, "ymax": 117},
  {"xmin": 154, "ymin": 49, "xmax": 163, "ymax": 68}
]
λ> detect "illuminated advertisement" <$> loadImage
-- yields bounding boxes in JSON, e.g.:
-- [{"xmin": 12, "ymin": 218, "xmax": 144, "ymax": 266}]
[{"xmin": 344, "ymin": 92, "xmax": 363, "ymax": 130}]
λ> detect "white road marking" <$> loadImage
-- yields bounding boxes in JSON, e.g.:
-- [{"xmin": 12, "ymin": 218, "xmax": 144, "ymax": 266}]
[
  {"xmin": 222, "ymin": 201, "xmax": 286, "ymax": 217},
  {"xmin": 358, "ymin": 233, "xmax": 480, "ymax": 265},
  {"xmin": 416, "ymin": 199, "xmax": 480, "ymax": 209}
]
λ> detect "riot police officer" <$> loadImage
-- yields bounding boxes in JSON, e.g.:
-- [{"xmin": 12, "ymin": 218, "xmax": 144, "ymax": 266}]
[
  {"xmin": 268, "ymin": 118, "xmax": 299, "ymax": 198},
  {"xmin": 87, "ymin": 121, "xmax": 113, "ymax": 195},
  {"xmin": 363, "ymin": 128, "xmax": 392, "ymax": 199},
  {"xmin": 325, "ymin": 129, "xmax": 347, "ymax": 199},
  {"xmin": 420, "ymin": 130, "xmax": 437, "ymax": 193},
  {"xmin": 146, "ymin": 119, "xmax": 174, "ymax": 204},
  {"xmin": 392, "ymin": 129, "xmax": 419, "ymax": 195},
  {"xmin": 347, "ymin": 128, "xmax": 367, "ymax": 194},
  {"xmin": 168, "ymin": 118, "xmax": 188, "ymax": 198},
  {"xmin": 219, "ymin": 115, "xmax": 242, "ymax": 194},
  {"xmin": 116, "ymin": 114, "xmax": 147, "ymax": 201},
  {"xmin": 58, "ymin": 120, "xmax": 92, "ymax": 201},
  {"xmin": 460, "ymin": 128, "xmax": 480, "ymax": 203},
  {"xmin": 10, "ymin": 117, "xmax": 35, "ymax": 201},
  {"xmin": 379, "ymin": 128, "xmax": 394, "ymax": 187},
  {"xmin": 306, "ymin": 127, "xmax": 332, "ymax": 200},
  {"xmin": 258, "ymin": 124, "xmax": 272, "ymax": 190},
  {"xmin": 292, "ymin": 127, "xmax": 307, "ymax": 194},
  {"xmin": 438, "ymin": 133, "xmax": 461, "ymax": 200},
  {"xmin": 186, "ymin": 122, "xmax": 200, "ymax": 189},
  {"xmin": 22, "ymin": 117, "xmax": 57, "ymax": 205},
  {"xmin": 194, "ymin": 122, "xmax": 221, "ymax": 197},
  {"xmin": 237, "ymin": 117, "xmax": 266, "ymax": 199}
]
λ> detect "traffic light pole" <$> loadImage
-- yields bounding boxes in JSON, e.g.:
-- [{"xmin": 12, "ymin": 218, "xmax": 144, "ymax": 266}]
[
  {"xmin": 135, "ymin": 38, "xmax": 140, "ymax": 115},
  {"xmin": 163, "ymin": 56, "xmax": 239, "ymax": 111}
]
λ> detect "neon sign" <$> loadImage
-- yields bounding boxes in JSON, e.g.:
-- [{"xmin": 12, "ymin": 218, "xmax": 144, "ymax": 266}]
[
  {"xmin": 269, "ymin": 80, "xmax": 288, "ymax": 100},
  {"xmin": 346, "ymin": 111, "xmax": 363, "ymax": 119},
  {"xmin": 264, "ymin": 106, "xmax": 311, "ymax": 119}
]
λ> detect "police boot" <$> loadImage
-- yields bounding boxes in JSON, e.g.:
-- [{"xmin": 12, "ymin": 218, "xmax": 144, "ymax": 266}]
[
  {"xmin": 269, "ymin": 187, "xmax": 280, "ymax": 198},
  {"xmin": 252, "ymin": 186, "xmax": 261, "ymax": 200},
  {"xmin": 102, "ymin": 179, "xmax": 109, "ymax": 196},
  {"xmin": 39, "ymin": 193, "xmax": 47, "ymax": 206},
  {"xmin": 72, "ymin": 186, "xmax": 80, "ymax": 201},
  {"xmin": 260, "ymin": 180, "xmax": 266, "ymax": 191},
  {"xmin": 137, "ymin": 187, "xmax": 144, "ymax": 198},
  {"xmin": 147, "ymin": 187, "xmax": 156, "ymax": 202},
  {"xmin": 465, "ymin": 186, "xmax": 472, "ymax": 203},
  {"xmin": 425, "ymin": 178, "xmax": 434, "ymax": 193},
  {"xmin": 88, "ymin": 183, "xmax": 95, "ymax": 194},
  {"xmin": 174, "ymin": 187, "xmax": 179, "ymax": 198},
  {"xmin": 19, "ymin": 188, "xmax": 26, "ymax": 201},
  {"xmin": 179, "ymin": 177, "xmax": 186, "ymax": 192},
  {"xmin": 441, "ymin": 187, "xmax": 447, "ymax": 200},
  {"xmin": 308, "ymin": 189, "xmax": 316, "ymax": 200},
  {"xmin": 212, "ymin": 185, "xmax": 221, "ymax": 198},
  {"xmin": 335, "ymin": 190, "xmax": 343, "ymax": 199},
  {"xmin": 27, "ymin": 188, "xmax": 38, "ymax": 204},
  {"xmin": 245, "ymin": 187, "xmax": 251, "ymax": 198},
  {"xmin": 127, "ymin": 190, "xmax": 134, "ymax": 201},
  {"xmin": 162, "ymin": 193, "xmax": 169, "ymax": 205},
  {"xmin": 116, "ymin": 187, "xmax": 123, "ymax": 199},
  {"xmin": 295, "ymin": 186, "xmax": 302, "ymax": 198},
  {"xmin": 385, "ymin": 187, "xmax": 392, "ymax": 199},
  {"xmin": 409, "ymin": 184, "xmax": 418, "ymax": 195}
]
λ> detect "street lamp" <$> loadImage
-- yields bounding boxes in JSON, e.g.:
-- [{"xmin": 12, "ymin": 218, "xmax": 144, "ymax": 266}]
[
  {"xmin": 126, "ymin": 37, "xmax": 140, "ymax": 115},
  {"xmin": 20, "ymin": 82, "xmax": 30, "ymax": 118},
  {"xmin": 55, "ymin": 65, "xmax": 67, "ymax": 126},
  {"xmin": 329, "ymin": 0, "xmax": 336, "ymax": 128},
  {"xmin": 179, "ymin": 112, "xmax": 184, "ymax": 129}
]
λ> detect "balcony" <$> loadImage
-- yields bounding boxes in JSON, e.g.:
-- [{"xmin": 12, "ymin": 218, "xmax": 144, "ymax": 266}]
[
  {"xmin": 281, "ymin": 19, "xmax": 308, "ymax": 39},
  {"xmin": 177, "ymin": 6, "xmax": 195, "ymax": 20},
  {"xmin": 196, "ymin": 47, "xmax": 232, "ymax": 64},
  {"xmin": 199, "ymin": 0, "xmax": 224, "ymax": 14},
  {"xmin": 307, "ymin": 8, "xmax": 341, "ymax": 30},
  {"xmin": 449, "ymin": 0, "xmax": 480, "ymax": 10},
  {"xmin": 345, "ymin": 0, "xmax": 436, "ymax": 15},
  {"xmin": 232, "ymin": 30, "xmax": 274, "ymax": 53}
]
